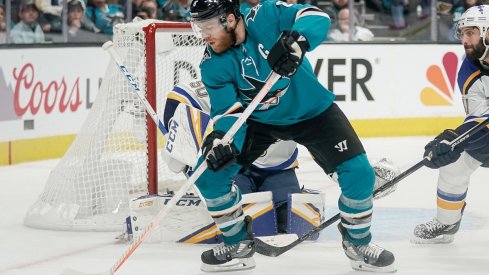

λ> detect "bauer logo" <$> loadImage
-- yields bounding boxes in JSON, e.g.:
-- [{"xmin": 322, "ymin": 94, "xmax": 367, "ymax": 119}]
[{"xmin": 420, "ymin": 52, "xmax": 458, "ymax": 106}]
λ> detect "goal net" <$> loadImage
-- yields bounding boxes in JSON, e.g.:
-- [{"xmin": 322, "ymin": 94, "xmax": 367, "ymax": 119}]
[{"xmin": 24, "ymin": 20, "xmax": 205, "ymax": 231}]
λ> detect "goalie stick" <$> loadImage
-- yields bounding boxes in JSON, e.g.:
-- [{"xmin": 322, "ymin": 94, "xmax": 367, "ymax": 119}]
[
  {"xmin": 61, "ymin": 41, "xmax": 281, "ymax": 275},
  {"xmin": 255, "ymin": 116, "xmax": 489, "ymax": 257}
]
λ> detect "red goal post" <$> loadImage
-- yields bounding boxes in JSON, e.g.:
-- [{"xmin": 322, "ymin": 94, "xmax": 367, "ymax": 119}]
[{"xmin": 24, "ymin": 20, "xmax": 206, "ymax": 231}]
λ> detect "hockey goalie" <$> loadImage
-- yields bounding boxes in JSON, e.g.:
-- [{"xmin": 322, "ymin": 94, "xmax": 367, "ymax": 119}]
[{"xmin": 125, "ymin": 80, "xmax": 400, "ymax": 244}]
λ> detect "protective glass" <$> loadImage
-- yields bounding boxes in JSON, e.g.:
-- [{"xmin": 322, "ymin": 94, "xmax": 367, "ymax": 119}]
[{"xmin": 191, "ymin": 16, "xmax": 225, "ymax": 39}]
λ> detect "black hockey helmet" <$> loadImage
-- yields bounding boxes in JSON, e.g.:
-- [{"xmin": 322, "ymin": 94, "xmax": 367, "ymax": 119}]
[{"xmin": 190, "ymin": 0, "xmax": 240, "ymax": 22}]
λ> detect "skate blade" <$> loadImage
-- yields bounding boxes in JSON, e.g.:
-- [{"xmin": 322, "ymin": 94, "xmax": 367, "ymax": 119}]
[
  {"xmin": 350, "ymin": 261, "xmax": 397, "ymax": 273},
  {"xmin": 200, "ymin": 257, "xmax": 256, "ymax": 273},
  {"xmin": 410, "ymin": 234, "xmax": 455, "ymax": 244}
]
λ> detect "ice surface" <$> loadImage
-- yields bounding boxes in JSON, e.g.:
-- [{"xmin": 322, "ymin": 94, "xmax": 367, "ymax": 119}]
[{"xmin": 1, "ymin": 137, "xmax": 488, "ymax": 275}]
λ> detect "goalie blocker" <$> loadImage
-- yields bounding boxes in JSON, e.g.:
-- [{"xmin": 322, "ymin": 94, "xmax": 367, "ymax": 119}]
[{"xmin": 124, "ymin": 190, "xmax": 325, "ymax": 244}]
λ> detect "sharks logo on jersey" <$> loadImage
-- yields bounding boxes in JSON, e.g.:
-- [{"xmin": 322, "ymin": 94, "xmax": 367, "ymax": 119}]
[
  {"xmin": 246, "ymin": 4, "xmax": 261, "ymax": 24},
  {"xmin": 238, "ymin": 74, "xmax": 290, "ymax": 110},
  {"xmin": 237, "ymin": 55, "xmax": 290, "ymax": 110}
]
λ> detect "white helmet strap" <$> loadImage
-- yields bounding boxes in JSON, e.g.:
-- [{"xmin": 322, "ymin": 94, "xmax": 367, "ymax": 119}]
[{"xmin": 479, "ymin": 28, "xmax": 489, "ymax": 63}]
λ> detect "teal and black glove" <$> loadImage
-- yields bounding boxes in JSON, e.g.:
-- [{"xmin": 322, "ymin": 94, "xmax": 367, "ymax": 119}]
[{"xmin": 267, "ymin": 30, "xmax": 309, "ymax": 77}]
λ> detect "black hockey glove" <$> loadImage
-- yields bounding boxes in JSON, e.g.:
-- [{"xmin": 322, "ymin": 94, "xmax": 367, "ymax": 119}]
[
  {"xmin": 267, "ymin": 30, "xmax": 309, "ymax": 77},
  {"xmin": 423, "ymin": 129, "xmax": 463, "ymax": 169},
  {"xmin": 202, "ymin": 131, "xmax": 238, "ymax": 172}
]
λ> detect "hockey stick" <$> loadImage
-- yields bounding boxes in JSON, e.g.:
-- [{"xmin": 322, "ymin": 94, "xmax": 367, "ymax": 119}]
[
  {"xmin": 61, "ymin": 41, "xmax": 281, "ymax": 275},
  {"xmin": 255, "ymin": 116, "xmax": 489, "ymax": 257},
  {"xmin": 103, "ymin": 41, "xmax": 169, "ymax": 135}
]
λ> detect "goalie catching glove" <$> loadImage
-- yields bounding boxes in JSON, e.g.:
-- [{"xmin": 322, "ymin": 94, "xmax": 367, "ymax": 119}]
[
  {"xmin": 267, "ymin": 30, "xmax": 309, "ymax": 76},
  {"xmin": 372, "ymin": 158, "xmax": 401, "ymax": 199},
  {"xmin": 423, "ymin": 129, "xmax": 463, "ymax": 169},
  {"xmin": 202, "ymin": 131, "xmax": 238, "ymax": 172}
]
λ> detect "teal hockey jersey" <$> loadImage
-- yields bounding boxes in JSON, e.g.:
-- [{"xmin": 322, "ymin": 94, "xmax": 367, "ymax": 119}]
[{"xmin": 199, "ymin": 1, "xmax": 333, "ymax": 150}]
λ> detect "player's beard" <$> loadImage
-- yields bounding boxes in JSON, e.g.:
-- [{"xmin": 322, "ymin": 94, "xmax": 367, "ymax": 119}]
[
  {"xmin": 465, "ymin": 38, "xmax": 487, "ymax": 61},
  {"xmin": 212, "ymin": 33, "xmax": 234, "ymax": 53},
  {"xmin": 210, "ymin": 27, "xmax": 236, "ymax": 54}
]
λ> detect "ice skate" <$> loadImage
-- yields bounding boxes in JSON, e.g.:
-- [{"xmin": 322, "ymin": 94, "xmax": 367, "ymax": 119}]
[
  {"xmin": 411, "ymin": 202, "xmax": 465, "ymax": 244},
  {"xmin": 411, "ymin": 218, "xmax": 461, "ymax": 244},
  {"xmin": 200, "ymin": 216, "xmax": 255, "ymax": 272},
  {"xmin": 338, "ymin": 223, "xmax": 396, "ymax": 273}
]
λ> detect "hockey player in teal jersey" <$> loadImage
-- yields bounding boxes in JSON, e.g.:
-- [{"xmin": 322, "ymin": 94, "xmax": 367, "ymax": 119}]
[
  {"xmin": 413, "ymin": 5, "xmax": 489, "ymax": 245},
  {"xmin": 189, "ymin": 0, "xmax": 395, "ymax": 272}
]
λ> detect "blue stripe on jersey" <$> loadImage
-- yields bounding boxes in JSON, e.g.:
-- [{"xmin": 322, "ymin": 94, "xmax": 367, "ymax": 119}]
[
  {"xmin": 251, "ymin": 148, "xmax": 298, "ymax": 171},
  {"xmin": 173, "ymin": 86, "xmax": 201, "ymax": 109},
  {"xmin": 465, "ymin": 114, "xmax": 489, "ymax": 122}
]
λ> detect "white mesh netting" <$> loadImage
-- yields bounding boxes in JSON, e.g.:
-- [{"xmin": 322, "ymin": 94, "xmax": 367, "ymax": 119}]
[{"xmin": 24, "ymin": 20, "xmax": 206, "ymax": 231}]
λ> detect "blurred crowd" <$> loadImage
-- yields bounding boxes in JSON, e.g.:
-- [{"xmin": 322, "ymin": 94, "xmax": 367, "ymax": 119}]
[{"xmin": 0, "ymin": 0, "xmax": 484, "ymax": 44}]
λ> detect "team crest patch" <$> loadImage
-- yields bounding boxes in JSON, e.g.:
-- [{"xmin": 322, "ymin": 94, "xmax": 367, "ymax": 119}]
[
  {"xmin": 201, "ymin": 47, "xmax": 211, "ymax": 64},
  {"xmin": 246, "ymin": 4, "xmax": 261, "ymax": 24}
]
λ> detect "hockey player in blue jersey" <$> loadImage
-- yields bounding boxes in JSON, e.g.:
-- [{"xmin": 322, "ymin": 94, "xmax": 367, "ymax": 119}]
[
  {"xmin": 189, "ymin": 0, "xmax": 395, "ymax": 272},
  {"xmin": 412, "ymin": 5, "xmax": 489, "ymax": 244}
]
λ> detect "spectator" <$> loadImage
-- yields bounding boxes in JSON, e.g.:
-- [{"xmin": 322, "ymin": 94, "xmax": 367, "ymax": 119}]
[
  {"xmin": 67, "ymin": 0, "xmax": 102, "ymax": 41},
  {"xmin": 10, "ymin": 0, "xmax": 45, "ymax": 43},
  {"xmin": 35, "ymin": 0, "xmax": 63, "ymax": 17},
  {"xmin": 35, "ymin": 0, "xmax": 64, "ymax": 33},
  {"xmin": 0, "ymin": 3, "xmax": 6, "ymax": 31},
  {"xmin": 135, "ymin": 8, "xmax": 150, "ymax": 19},
  {"xmin": 447, "ymin": 0, "xmax": 482, "ymax": 41},
  {"xmin": 241, "ymin": 0, "xmax": 261, "ymax": 11},
  {"xmin": 86, "ymin": 0, "xmax": 125, "ymax": 35},
  {"xmin": 0, "ymin": 3, "xmax": 6, "ymax": 43},
  {"xmin": 332, "ymin": 0, "xmax": 349, "ymax": 13},
  {"xmin": 419, "ymin": 0, "xmax": 431, "ymax": 19},
  {"xmin": 130, "ymin": 0, "xmax": 145, "ymax": 18},
  {"xmin": 161, "ymin": 0, "xmax": 190, "ymax": 22},
  {"xmin": 329, "ymin": 8, "xmax": 374, "ymax": 41},
  {"xmin": 389, "ymin": 0, "xmax": 409, "ymax": 30},
  {"xmin": 140, "ymin": 0, "xmax": 157, "ymax": 19}
]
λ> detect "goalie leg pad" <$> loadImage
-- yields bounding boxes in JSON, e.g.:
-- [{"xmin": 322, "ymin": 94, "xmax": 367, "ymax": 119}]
[
  {"xmin": 287, "ymin": 191, "xmax": 325, "ymax": 240},
  {"xmin": 127, "ymin": 194, "xmax": 219, "ymax": 244},
  {"xmin": 241, "ymin": 191, "xmax": 277, "ymax": 236}
]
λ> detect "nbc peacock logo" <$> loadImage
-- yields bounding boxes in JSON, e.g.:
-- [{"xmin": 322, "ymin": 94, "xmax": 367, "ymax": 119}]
[{"xmin": 420, "ymin": 52, "xmax": 458, "ymax": 106}]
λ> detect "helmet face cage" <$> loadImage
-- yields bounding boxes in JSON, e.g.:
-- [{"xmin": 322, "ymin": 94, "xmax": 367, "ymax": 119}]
[{"xmin": 456, "ymin": 5, "xmax": 489, "ymax": 40}]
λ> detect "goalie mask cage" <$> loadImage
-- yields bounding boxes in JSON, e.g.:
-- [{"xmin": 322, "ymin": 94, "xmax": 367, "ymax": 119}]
[{"xmin": 24, "ymin": 20, "xmax": 206, "ymax": 231}]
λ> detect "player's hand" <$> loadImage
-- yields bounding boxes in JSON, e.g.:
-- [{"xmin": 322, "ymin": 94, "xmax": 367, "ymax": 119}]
[
  {"xmin": 267, "ymin": 30, "xmax": 309, "ymax": 77},
  {"xmin": 202, "ymin": 131, "xmax": 238, "ymax": 172},
  {"xmin": 423, "ymin": 129, "xmax": 462, "ymax": 169}
]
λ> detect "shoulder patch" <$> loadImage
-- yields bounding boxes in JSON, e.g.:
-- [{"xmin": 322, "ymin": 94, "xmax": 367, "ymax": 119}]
[
  {"xmin": 201, "ymin": 47, "xmax": 211, "ymax": 64},
  {"xmin": 246, "ymin": 4, "xmax": 261, "ymax": 24}
]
